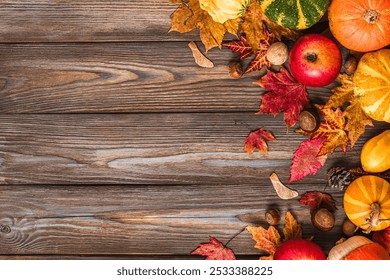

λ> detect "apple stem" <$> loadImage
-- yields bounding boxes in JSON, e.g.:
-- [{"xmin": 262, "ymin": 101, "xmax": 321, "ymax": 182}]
[{"xmin": 306, "ymin": 53, "xmax": 317, "ymax": 63}]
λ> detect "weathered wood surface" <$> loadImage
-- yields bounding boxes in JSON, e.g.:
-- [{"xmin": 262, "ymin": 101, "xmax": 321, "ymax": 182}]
[
  {"xmin": 0, "ymin": 43, "xmax": 332, "ymax": 113},
  {"xmin": 0, "ymin": 184, "xmax": 346, "ymax": 256},
  {"xmin": 1, "ymin": 114, "xmax": 385, "ymax": 186},
  {"xmin": 0, "ymin": 1, "xmax": 186, "ymax": 42}
]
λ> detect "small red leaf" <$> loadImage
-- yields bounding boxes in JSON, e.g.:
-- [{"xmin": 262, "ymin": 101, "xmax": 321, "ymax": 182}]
[
  {"xmin": 191, "ymin": 236, "xmax": 236, "ymax": 260},
  {"xmin": 289, "ymin": 138, "xmax": 328, "ymax": 183},
  {"xmin": 244, "ymin": 128, "xmax": 276, "ymax": 156},
  {"xmin": 299, "ymin": 191, "xmax": 337, "ymax": 214},
  {"xmin": 255, "ymin": 67, "xmax": 309, "ymax": 128},
  {"xmin": 224, "ymin": 36, "xmax": 254, "ymax": 59}
]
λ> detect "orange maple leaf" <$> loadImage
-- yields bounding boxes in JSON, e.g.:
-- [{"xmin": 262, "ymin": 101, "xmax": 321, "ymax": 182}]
[
  {"xmin": 169, "ymin": 0, "xmax": 239, "ymax": 52},
  {"xmin": 246, "ymin": 225, "xmax": 281, "ymax": 256},
  {"xmin": 298, "ymin": 105, "xmax": 349, "ymax": 156},
  {"xmin": 247, "ymin": 211, "xmax": 303, "ymax": 258},
  {"xmin": 326, "ymin": 74, "xmax": 373, "ymax": 148},
  {"xmin": 283, "ymin": 211, "xmax": 303, "ymax": 241}
]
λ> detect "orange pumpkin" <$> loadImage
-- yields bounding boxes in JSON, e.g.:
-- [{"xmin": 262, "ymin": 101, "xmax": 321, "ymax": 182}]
[
  {"xmin": 328, "ymin": 235, "xmax": 389, "ymax": 260},
  {"xmin": 353, "ymin": 49, "xmax": 390, "ymax": 123},
  {"xmin": 343, "ymin": 175, "xmax": 390, "ymax": 233},
  {"xmin": 328, "ymin": 0, "xmax": 390, "ymax": 52}
]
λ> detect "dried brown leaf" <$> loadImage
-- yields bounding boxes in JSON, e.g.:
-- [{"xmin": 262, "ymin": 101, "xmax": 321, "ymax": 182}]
[{"xmin": 269, "ymin": 172, "xmax": 298, "ymax": 200}]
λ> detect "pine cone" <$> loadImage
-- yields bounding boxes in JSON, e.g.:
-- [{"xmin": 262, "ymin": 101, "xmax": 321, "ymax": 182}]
[{"xmin": 327, "ymin": 167, "xmax": 353, "ymax": 191}]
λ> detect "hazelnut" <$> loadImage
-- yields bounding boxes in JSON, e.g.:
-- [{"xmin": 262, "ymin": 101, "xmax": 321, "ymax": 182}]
[
  {"xmin": 266, "ymin": 42, "xmax": 288, "ymax": 65},
  {"xmin": 342, "ymin": 218, "xmax": 357, "ymax": 237},
  {"xmin": 228, "ymin": 61, "xmax": 243, "ymax": 79},
  {"xmin": 265, "ymin": 209, "xmax": 281, "ymax": 226},
  {"xmin": 311, "ymin": 208, "xmax": 335, "ymax": 232},
  {"xmin": 344, "ymin": 55, "xmax": 357, "ymax": 75}
]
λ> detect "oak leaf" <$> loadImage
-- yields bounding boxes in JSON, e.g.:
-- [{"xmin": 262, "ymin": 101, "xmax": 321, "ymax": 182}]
[
  {"xmin": 283, "ymin": 211, "xmax": 303, "ymax": 241},
  {"xmin": 246, "ymin": 225, "xmax": 281, "ymax": 256},
  {"xmin": 299, "ymin": 191, "xmax": 337, "ymax": 214},
  {"xmin": 298, "ymin": 105, "xmax": 348, "ymax": 156},
  {"xmin": 169, "ymin": 0, "xmax": 239, "ymax": 52},
  {"xmin": 327, "ymin": 74, "xmax": 373, "ymax": 148},
  {"xmin": 289, "ymin": 138, "xmax": 328, "ymax": 183},
  {"xmin": 244, "ymin": 128, "xmax": 276, "ymax": 156},
  {"xmin": 191, "ymin": 236, "xmax": 236, "ymax": 260},
  {"xmin": 255, "ymin": 67, "xmax": 309, "ymax": 128},
  {"xmin": 240, "ymin": 0, "xmax": 299, "ymax": 52}
]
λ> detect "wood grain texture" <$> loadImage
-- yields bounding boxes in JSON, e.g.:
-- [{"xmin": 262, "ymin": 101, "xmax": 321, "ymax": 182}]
[
  {"xmin": 0, "ymin": 42, "xmax": 333, "ymax": 113},
  {"xmin": 0, "ymin": 184, "xmax": 346, "ymax": 256},
  {"xmin": 1, "ymin": 113, "xmax": 384, "ymax": 186},
  {"xmin": 0, "ymin": 0, "xmax": 189, "ymax": 43}
]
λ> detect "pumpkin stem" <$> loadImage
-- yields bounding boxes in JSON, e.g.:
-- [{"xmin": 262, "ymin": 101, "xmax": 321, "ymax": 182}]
[
  {"xmin": 363, "ymin": 9, "xmax": 379, "ymax": 24},
  {"xmin": 360, "ymin": 202, "xmax": 385, "ymax": 234}
]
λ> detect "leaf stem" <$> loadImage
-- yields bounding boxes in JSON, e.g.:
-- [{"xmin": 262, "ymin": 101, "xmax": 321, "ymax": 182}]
[{"xmin": 225, "ymin": 226, "xmax": 247, "ymax": 247}]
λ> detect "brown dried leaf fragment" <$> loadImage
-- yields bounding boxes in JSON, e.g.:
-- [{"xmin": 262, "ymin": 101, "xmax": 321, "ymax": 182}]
[
  {"xmin": 188, "ymin": 41, "xmax": 214, "ymax": 68},
  {"xmin": 270, "ymin": 172, "xmax": 298, "ymax": 200}
]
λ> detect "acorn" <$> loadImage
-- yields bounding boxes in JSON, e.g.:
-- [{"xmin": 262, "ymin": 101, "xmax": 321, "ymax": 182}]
[
  {"xmin": 311, "ymin": 208, "xmax": 335, "ymax": 232},
  {"xmin": 228, "ymin": 61, "xmax": 243, "ymax": 79},
  {"xmin": 265, "ymin": 209, "xmax": 281, "ymax": 226},
  {"xmin": 299, "ymin": 108, "xmax": 321, "ymax": 132},
  {"xmin": 344, "ymin": 54, "xmax": 357, "ymax": 75}
]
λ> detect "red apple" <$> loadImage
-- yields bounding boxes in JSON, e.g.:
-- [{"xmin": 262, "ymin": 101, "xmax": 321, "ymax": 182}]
[
  {"xmin": 289, "ymin": 34, "xmax": 342, "ymax": 87},
  {"xmin": 273, "ymin": 239, "xmax": 326, "ymax": 260}
]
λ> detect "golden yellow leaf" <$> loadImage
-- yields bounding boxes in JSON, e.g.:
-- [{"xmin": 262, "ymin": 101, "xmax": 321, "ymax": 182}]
[
  {"xmin": 283, "ymin": 211, "xmax": 302, "ymax": 241},
  {"xmin": 240, "ymin": 1, "xmax": 299, "ymax": 52},
  {"xmin": 327, "ymin": 74, "xmax": 373, "ymax": 148},
  {"xmin": 169, "ymin": 0, "xmax": 240, "ymax": 52},
  {"xmin": 246, "ymin": 225, "xmax": 281, "ymax": 256}
]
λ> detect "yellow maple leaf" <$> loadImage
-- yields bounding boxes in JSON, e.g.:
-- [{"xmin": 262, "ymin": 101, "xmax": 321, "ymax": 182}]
[
  {"xmin": 246, "ymin": 225, "xmax": 281, "ymax": 256},
  {"xmin": 169, "ymin": 0, "xmax": 239, "ymax": 52},
  {"xmin": 327, "ymin": 74, "xmax": 373, "ymax": 148},
  {"xmin": 283, "ymin": 211, "xmax": 302, "ymax": 241}
]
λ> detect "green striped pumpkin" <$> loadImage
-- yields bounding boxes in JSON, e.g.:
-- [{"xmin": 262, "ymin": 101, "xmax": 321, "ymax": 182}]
[{"xmin": 260, "ymin": 0, "xmax": 330, "ymax": 30}]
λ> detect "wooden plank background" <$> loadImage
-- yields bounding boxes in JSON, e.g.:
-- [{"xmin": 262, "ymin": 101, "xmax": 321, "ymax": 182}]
[{"xmin": 0, "ymin": 0, "xmax": 389, "ymax": 259}]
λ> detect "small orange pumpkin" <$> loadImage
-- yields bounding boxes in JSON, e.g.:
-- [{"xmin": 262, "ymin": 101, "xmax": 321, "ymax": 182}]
[
  {"xmin": 328, "ymin": 0, "xmax": 390, "ymax": 52},
  {"xmin": 343, "ymin": 175, "xmax": 390, "ymax": 233},
  {"xmin": 328, "ymin": 235, "xmax": 389, "ymax": 260}
]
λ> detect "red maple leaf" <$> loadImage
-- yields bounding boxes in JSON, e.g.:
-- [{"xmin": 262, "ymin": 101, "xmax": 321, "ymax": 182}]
[
  {"xmin": 224, "ymin": 23, "xmax": 274, "ymax": 74},
  {"xmin": 244, "ymin": 128, "xmax": 276, "ymax": 156},
  {"xmin": 298, "ymin": 105, "xmax": 348, "ymax": 156},
  {"xmin": 255, "ymin": 67, "xmax": 309, "ymax": 128},
  {"xmin": 191, "ymin": 236, "xmax": 236, "ymax": 260},
  {"xmin": 223, "ymin": 36, "xmax": 254, "ymax": 59},
  {"xmin": 289, "ymin": 138, "xmax": 328, "ymax": 183},
  {"xmin": 299, "ymin": 191, "xmax": 337, "ymax": 214}
]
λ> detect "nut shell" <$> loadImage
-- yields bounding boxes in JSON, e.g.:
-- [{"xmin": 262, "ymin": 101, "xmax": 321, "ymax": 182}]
[
  {"xmin": 299, "ymin": 108, "xmax": 321, "ymax": 132},
  {"xmin": 266, "ymin": 42, "xmax": 288, "ymax": 65},
  {"xmin": 311, "ymin": 208, "xmax": 335, "ymax": 232},
  {"xmin": 228, "ymin": 61, "xmax": 243, "ymax": 79},
  {"xmin": 265, "ymin": 209, "xmax": 280, "ymax": 226}
]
